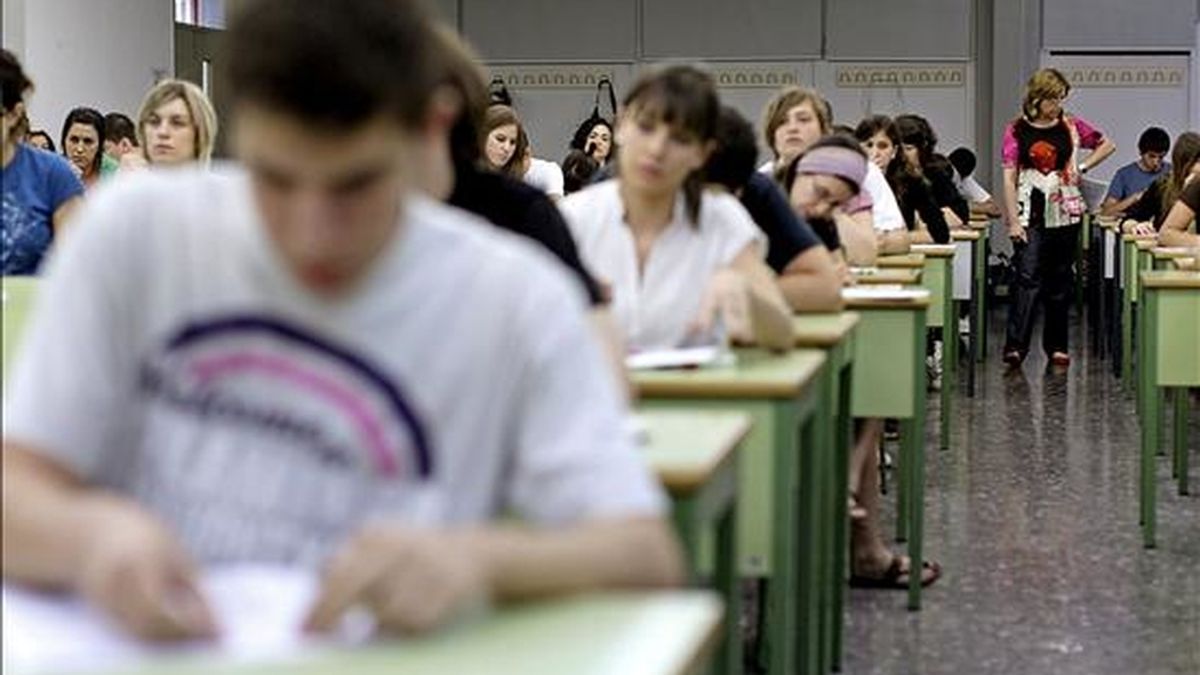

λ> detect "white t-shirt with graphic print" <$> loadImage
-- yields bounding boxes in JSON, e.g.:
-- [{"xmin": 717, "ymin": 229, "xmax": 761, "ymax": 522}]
[
  {"xmin": 3, "ymin": 167, "xmax": 663, "ymax": 566},
  {"xmin": 560, "ymin": 180, "xmax": 766, "ymax": 351}
]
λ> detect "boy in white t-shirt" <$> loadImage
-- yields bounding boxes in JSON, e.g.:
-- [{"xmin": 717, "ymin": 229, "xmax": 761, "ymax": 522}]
[{"xmin": 1, "ymin": 0, "xmax": 679, "ymax": 642}]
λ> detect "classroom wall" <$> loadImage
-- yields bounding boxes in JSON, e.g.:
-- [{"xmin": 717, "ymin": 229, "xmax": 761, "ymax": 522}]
[
  {"xmin": 3, "ymin": 0, "xmax": 174, "ymax": 138},
  {"xmin": 1043, "ymin": 0, "xmax": 1195, "ymax": 49},
  {"xmin": 464, "ymin": 0, "xmax": 980, "ymax": 167}
]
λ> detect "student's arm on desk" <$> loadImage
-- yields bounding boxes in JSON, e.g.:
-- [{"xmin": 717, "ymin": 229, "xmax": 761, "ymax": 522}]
[
  {"xmin": 777, "ymin": 244, "xmax": 844, "ymax": 312},
  {"xmin": 970, "ymin": 199, "xmax": 1001, "ymax": 218},
  {"xmin": 1101, "ymin": 191, "xmax": 1144, "ymax": 218},
  {"xmin": 1158, "ymin": 199, "xmax": 1200, "ymax": 248},
  {"xmin": 2, "ymin": 442, "xmax": 217, "ymax": 641},
  {"xmin": 877, "ymin": 227, "xmax": 912, "ymax": 255},
  {"xmin": 834, "ymin": 210, "xmax": 879, "ymax": 266},
  {"xmin": 729, "ymin": 243, "xmax": 795, "ymax": 350}
]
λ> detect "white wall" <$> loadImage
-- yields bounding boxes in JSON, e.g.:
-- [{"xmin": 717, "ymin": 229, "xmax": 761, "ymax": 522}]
[{"xmin": 4, "ymin": 0, "xmax": 173, "ymax": 138}]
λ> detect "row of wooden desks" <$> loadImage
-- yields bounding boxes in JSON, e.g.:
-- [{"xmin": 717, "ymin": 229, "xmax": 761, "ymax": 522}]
[{"xmin": 1075, "ymin": 220, "xmax": 1198, "ymax": 553}]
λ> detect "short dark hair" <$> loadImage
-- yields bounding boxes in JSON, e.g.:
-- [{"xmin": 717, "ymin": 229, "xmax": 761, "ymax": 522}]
[
  {"xmin": 562, "ymin": 149, "xmax": 599, "ymax": 194},
  {"xmin": 104, "ymin": 112, "xmax": 137, "ymax": 145},
  {"xmin": 947, "ymin": 147, "xmax": 976, "ymax": 178},
  {"xmin": 60, "ymin": 107, "xmax": 106, "ymax": 176},
  {"xmin": 28, "ymin": 129, "xmax": 55, "ymax": 152},
  {"xmin": 1137, "ymin": 126, "xmax": 1170, "ymax": 155},
  {"xmin": 1, "ymin": 48, "xmax": 33, "ymax": 112},
  {"xmin": 225, "ymin": 0, "xmax": 442, "ymax": 129},
  {"xmin": 704, "ymin": 106, "xmax": 758, "ymax": 192}
]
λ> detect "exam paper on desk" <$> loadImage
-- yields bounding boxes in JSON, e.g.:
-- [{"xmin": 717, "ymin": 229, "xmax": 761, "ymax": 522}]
[{"xmin": 2, "ymin": 565, "xmax": 374, "ymax": 674}]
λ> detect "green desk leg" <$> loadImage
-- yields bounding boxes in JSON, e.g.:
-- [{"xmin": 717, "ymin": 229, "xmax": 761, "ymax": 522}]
[
  {"xmin": 671, "ymin": 461, "xmax": 740, "ymax": 675},
  {"xmin": 1140, "ymin": 286, "xmax": 1160, "ymax": 549},
  {"xmin": 793, "ymin": 398, "xmax": 823, "ymax": 675},
  {"xmin": 828, "ymin": 351, "xmax": 853, "ymax": 672},
  {"xmin": 810, "ymin": 366, "xmax": 833, "ymax": 675},
  {"xmin": 974, "ymin": 233, "xmax": 988, "ymax": 365},
  {"xmin": 920, "ymin": 255, "xmax": 953, "ymax": 451},
  {"xmin": 1122, "ymin": 241, "xmax": 1135, "ymax": 384},
  {"xmin": 903, "ymin": 310, "xmax": 929, "ymax": 610},
  {"xmin": 1173, "ymin": 389, "xmax": 1189, "ymax": 496}
]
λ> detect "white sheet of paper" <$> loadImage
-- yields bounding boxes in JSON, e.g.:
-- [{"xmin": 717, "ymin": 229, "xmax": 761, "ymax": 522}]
[
  {"xmin": 841, "ymin": 286, "xmax": 930, "ymax": 301},
  {"xmin": 2, "ymin": 565, "xmax": 374, "ymax": 674},
  {"xmin": 625, "ymin": 346, "xmax": 730, "ymax": 371}
]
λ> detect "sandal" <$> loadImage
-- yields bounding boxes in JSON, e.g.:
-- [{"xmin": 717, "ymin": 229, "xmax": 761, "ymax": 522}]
[
  {"xmin": 1050, "ymin": 352, "xmax": 1070, "ymax": 366},
  {"xmin": 849, "ymin": 555, "xmax": 942, "ymax": 589},
  {"xmin": 847, "ymin": 493, "xmax": 868, "ymax": 522},
  {"xmin": 1003, "ymin": 350, "xmax": 1024, "ymax": 368}
]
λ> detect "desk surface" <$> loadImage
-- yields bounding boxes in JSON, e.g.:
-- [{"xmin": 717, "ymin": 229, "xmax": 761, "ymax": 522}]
[
  {"xmin": 950, "ymin": 229, "xmax": 982, "ymax": 241},
  {"xmin": 852, "ymin": 268, "xmax": 922, "ymax": 286},
  {"xmin": 911, "ymin": 243, "xmax": 957, "ymax": 258},
  {"xmin": 841, "ymin": 287, "xmax": 932, "ymax": 310},
  {"xmin": 1171, "ymin": 258, "xmax": 1199, "ymax": 271},
  {"xmin": 1123, "ymin": 233, "xmax": 1159, "ymax": 242},
  {"xmin": 1140, "ymin": 270, "xmax": 1200, "ymax": 289},
  {"xmin": 637, "ymin": 409, "xmax": 751, "ymax": 493},
  {"xmin": 633, "ymin": 348, "xmax": 825, "ymax": 400},
  {"xmin": 1136, "ymin": 239, "xmax": 1157, "ymax": 251},
  {"xmin": 96, "ymin": 593, "xmax": 723, "ymax": 675},
  {"xmin": 791, "ymin": 311, "xmax": 860, "ymax": 348},
  {"xmin": 1151, "ymin": 247, "xmax": 1198, "ymax": 260},
  {"xmin": 876, "ymin": 253, "xmax": 926, "ymax": 269}
]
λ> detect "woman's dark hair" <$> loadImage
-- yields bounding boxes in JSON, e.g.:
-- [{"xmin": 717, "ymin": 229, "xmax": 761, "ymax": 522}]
[
  {"xmin": 704, "ymin": 105, "xmax": 758, "ymax": 193},
  {"xmin": 226, "ymin": 0, "xmax": 441, "ymax": 129},
  {"xmin": 570, "ymin": 118, "xmax": 613, "ymax": 155},
  {"xmin": 59, "ymin": 107, "xmax": 106, "ymax": 177},
  {"xmin": 855, "ymin": 114, "xmax": 920, "ymax": 200},
  {"xmin": 781, "ymin": 133, "xmax": 867, "ymax": 195},
  {"xmin": 620, "ymin": 64, "xmax": 719, "ymax": 224},
  {"xmin": 0, "ymin": 48, "xmax": 33, "ymax": 113},
  {"xmin": 894, "ymin": 114, "xmax": 938, "ymax": 167},
  {"xmin": 28, "ymin": 129, "xmax": 55, "ymax": 152},
  {"xmin": 562, "ymin": 149, "xmax": 599, "ymax": 194},
  {"xmin": 854, "ymin": 115, "xmax": 898, "ymax": 147}
]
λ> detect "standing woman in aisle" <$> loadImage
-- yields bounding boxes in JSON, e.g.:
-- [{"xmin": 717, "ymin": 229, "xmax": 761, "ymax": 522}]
[
  {"xmin": 1001, "ymin": 68, "xmax": 1114, "ymax": 368},
  {"xmin": 561, "ymin": 64, "xmax": 793, "ymax": 352}
]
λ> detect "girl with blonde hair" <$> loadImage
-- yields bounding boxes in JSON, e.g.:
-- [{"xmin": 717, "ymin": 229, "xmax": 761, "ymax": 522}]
[{"xmin": 126, "ymin": 78, "xmax": 218, "ymax": 169}]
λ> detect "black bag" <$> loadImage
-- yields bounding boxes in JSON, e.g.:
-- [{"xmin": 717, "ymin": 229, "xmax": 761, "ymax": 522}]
[
  {"xmin": 569, "ymin": 77, "xmax": 617, "ymax": 152},
  {"xmin": 488, "ymin": 76, "xmax": 513, "ymax": 107}
]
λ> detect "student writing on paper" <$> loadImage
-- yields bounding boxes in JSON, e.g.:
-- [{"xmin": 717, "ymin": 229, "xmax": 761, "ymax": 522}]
[
  {"xmin": 560, "ymin": 65, "xmax": 794, "ymax": 353},
  {"xmin": 2, "ymin": 0, "xmax": 682, "ymax": 643}
]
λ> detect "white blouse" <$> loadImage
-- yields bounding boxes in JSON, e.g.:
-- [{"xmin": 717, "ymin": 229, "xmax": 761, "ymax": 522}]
[{"xmin": 560, "ymin": 181, "xmax": 765, "ymax": 350}]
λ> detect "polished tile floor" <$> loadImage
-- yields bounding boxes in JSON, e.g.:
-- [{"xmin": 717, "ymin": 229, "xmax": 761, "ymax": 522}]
[{"xmin": 841, "ymin": 311, "xmax": 1199, "ymax": 675}]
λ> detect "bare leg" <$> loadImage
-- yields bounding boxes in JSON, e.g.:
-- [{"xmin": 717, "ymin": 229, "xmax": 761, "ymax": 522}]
[{"xmin": 850, "ymin": 420, "xmax": 941, "ymax": 585}]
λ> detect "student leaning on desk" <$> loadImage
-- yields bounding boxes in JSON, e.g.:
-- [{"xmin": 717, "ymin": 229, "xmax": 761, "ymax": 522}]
[{"xmin": 1, "ymin": 0, "xmax": 683, "ymax": 643}]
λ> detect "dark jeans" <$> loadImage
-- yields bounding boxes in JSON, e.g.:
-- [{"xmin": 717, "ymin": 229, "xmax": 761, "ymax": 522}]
[{"xmin": 1004, "ymin": 222, "xmax": 1079, "ymax": 357}]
